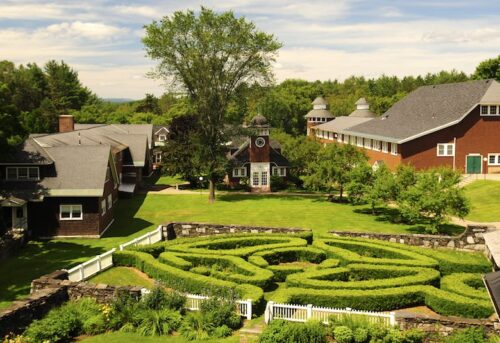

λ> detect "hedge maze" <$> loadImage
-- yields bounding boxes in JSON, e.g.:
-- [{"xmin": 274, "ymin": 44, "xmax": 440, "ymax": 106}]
[{"xmin": 112, "ymin": 233, "xmax": 493, "ymax": 319}]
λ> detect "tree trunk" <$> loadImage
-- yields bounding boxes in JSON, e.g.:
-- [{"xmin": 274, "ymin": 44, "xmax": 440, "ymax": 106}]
[
  {"xmin": 208, "ymin": 178, "xmax": 216, "ymax": 203},
  {"xmin": 339, "ymin": 185, "xmax": 343, "ymax": 202}
]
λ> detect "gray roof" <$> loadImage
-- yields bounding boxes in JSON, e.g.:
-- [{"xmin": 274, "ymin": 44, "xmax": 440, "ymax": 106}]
[
  {"xmin": 314, "ymin": 116, "xmax": 373, "ymax": 133},
  {"xmin": 0, "ymin": 138, "xmax": 54, "ymax": 165},
  {"xmin": 312, "ymin": 96, "xmax": 328, "ymax": 105},
  {"xmin": 250, "ymin": 114, "xmax": 270, "ymax": 128},
  {"xmin": 40, "ymin": 145, "xmax": 111, "ymax": 196},
  {"xmin": 304, "ymin": 109, "xmax": 335, "ymax": 119},
  {"xmin": 345, "ymin": 79, "xmax": 499, "ymax": 143},
  {"xmin": 348, "ymin": 108, "xmax": 376, "ymax": 118}
]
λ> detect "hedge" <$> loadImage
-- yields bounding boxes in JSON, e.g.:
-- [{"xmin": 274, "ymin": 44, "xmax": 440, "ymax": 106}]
[
  {"xmin": 270, "ymin": 285, "xmax": 493, "ymax": 319},
  {"xmin": 318, "ymin": 259, "xmax": 340, "ymax": 269},
  {"xmin": 167, "ymin": 235, "xmax": 308, "ymax": 257},
  {"xmin": 112, "ymin": 250, "xmax": 263, "ymax": 304},
  {"xmin": 440, "ymin": 273, "xmax": 490, "ymax": 300},
  {"xmin": 344, "ymin": 236, "xmax": 490, "ymax": 275},
  {"xmin": 250, "ymin": 247, "xmax": 327, "ymax": 266},
  {"xmin": 267, "ymin": 265, "xmax": 308, "ymax": 282},
  {"xmin": 158, "ymin": 251, "xmax": 274, "ymax": 288},
  {"xmin": 313, "ymin": 238, "xmax": 438, "ymax": 268},
  {"xmin": 286, "ymin": 264, "xmax": 440, "ymax": 290}
]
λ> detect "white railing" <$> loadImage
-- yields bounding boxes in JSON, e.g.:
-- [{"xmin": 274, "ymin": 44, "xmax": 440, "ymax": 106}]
[
  {"xmin": 119, "ymin": 226, "xmax": 163, "ymax": 251},
  {"xmin": 66, "ymin": 248, "xmax": 116, "ymax": 282},
  {"xmin": 264, "ymin": 301, "xmax": 395, "ymax": 326}
]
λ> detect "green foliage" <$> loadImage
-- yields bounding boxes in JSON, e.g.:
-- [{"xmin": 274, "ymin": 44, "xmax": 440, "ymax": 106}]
[
  {"xmin": 136, "ymin": 308, "xmax": 182, "ymax": 336},
  {"xmin": 440, "ymin": 273, "xmax": 489, "ymax": 300},
  {"xmin": 143, "ymin": 286, "xmax": 187, "ymax": 311},
  {"xmin": 353, "ymin": 327, "xmax": 369, "ymax": 343},
  {"xmin": 259, "ymin": 320, "xmax": 327, "ymax": 343},
  {"xmin": 473, "ymin": 56, "xmax": 500, "ymax": 82},
  {"xmin": 333, "ymin": 326, "xmax": 353, "ymax": 343},
  {"xmin": 443, "ymin": 327, "xmax": 488, "ymax": 343}
]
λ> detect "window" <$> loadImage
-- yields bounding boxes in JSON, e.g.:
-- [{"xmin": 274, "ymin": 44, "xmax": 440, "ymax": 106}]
[
  {"xmin": 154, "ymin": 152, "xmax": 162, "ymax": 164},
  {"xmin": 158, "ymin": 134, "xmax": 167, "ymax": 141},
  {"xmin": 390, "ymin": 143, "xmax": 398, "ymax": 155},
  {"xmin": 482, "ymin": 105, "xmax": 489, "ymax": 115},
  {"xmin": 481, "ymin": 105, "xmax": 500, "ymax": 116},
  {"xmin": 437, "ymin": 143, "xmax": 455, "ymax": 156},
  {"xmin": 60, "ymin": 205, "xmax": 82, "ymax": 220},
  {"xmin": 337, "ymin": 134, "xmax": 342, "ymax": 143},
  {"xmin": 343, "ymin": 135, "xmax": 349, "ymax": 144},
  {"xmin": 107, "ymin": 194, "xmax": 112, "ymax": 209},
  {"xmin": 382, "ymin": 142, "xmax": 388, "ymax": 153},
  {"xmin": 349, "ymin": 135, "xmax": 356, "ymax": 145},
  {"xmin": 356, "ymin": 137, "xmax": 363, "ymax": 147},
  {"xmin": 364, "ymin": 138, "xmax": 372, "ymax": 149},
  {"xmin": 373, "ymin": 140, "xmax": 380, "ymax": 151},
  {"xmin": 101, "ymin": 199, "xmax": 106, "ymax": 215},
  {"xmin": 233, "ymin": 167, "xmax": 247, "ymax": 177},
  {"xmin": 488, "ymin": 154, "xmax": 500, "ymax": 166},
  {"xmin": 6, "ymin": 167, "xmax": 40, "ymax": 181},
  {"xmin": 261, "ymin": 171, "xmax": 268, "ymax": 186},
  {"xmin": 272, "ymin": 167, "xmax": 287, "ymax": 177},
  {"xmin": 252, "ymin": 172, "xmax": 259, "ymax": 186},
  {"xmin": 491, "ymin": 106, "xmax": 497, "ymax": 115}
]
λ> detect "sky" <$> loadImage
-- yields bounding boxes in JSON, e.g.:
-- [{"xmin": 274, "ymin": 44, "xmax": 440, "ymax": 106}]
[{"xmin": 1, "ymin": 1, "xmax": 499, "ymax": 99}]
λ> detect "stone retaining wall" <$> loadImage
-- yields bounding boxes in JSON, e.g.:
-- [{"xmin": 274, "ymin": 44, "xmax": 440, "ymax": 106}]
[
  {"xmin": 162, "ymin": 222, "xmax": 310, "ymax": 240},
  {"xmin": 329, "ymin": 225, "xmax": 489, "ymax": 251},
  {"xmin": 0, "ymin": 228, "xmax": 27, "ymax": 260}
]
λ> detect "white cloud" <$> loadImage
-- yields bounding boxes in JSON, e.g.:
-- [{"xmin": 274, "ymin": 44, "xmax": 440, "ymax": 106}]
[
  {"xmin": 0, "ymin": 3, "xmax": 65, "ymax": 19},
  {"xmin": 39, "ymin": 21, "xmax": 129, "ymax": 40}
]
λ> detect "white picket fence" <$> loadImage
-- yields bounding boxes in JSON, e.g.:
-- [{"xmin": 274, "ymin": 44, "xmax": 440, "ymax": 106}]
[
  {"xmin": 141, "ymin": 290, "xmax": 253, "ymax": 320},
  {"xmin": 119, "ymin": 226, "xmax": 163, "ymax": 250},
  {"xmin": 67, "ymin": 249, "xmax": 116, "ymax": 282},
  {"xmin": 264, "ymin": 301, "xmax": 395, "ymax": 326}
]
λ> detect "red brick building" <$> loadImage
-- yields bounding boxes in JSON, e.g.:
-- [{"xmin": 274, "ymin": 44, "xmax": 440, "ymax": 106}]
[
  {"xmin": 0, "ymin": 116, "xmax": 153, "ymax": 237},
  {"xmin": 311, "ymin": 79, "xmax": 500, "ymax": 174}
]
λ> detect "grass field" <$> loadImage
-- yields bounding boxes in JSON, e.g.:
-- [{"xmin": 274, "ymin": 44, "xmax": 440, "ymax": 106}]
[
  {"xmin": 0, "ymin": 193, "xmax": 461, "ymax": 310},
  {"xmin": 89, "ymin": 266, "xmax": 154, "ymax": 288},
  {"xmin": 464, "ymin": 180, "xmax": 500, "ymax": 222},
  {"xmin": 81, "ymin": 331, "xmax": 257, "ymax": 343}
]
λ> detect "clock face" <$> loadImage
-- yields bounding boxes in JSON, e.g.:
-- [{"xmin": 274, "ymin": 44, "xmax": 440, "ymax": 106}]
[{"xmin": 255, "ymin": 137, "xmax": 266, "ymax": 148}]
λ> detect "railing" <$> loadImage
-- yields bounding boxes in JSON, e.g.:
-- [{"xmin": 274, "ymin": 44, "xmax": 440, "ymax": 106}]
[
  {"xmin": 264, "ymin": 301, "xmax": 395, "ymax": 326},
  {"xmin": 66, "ymin": 249, "xmax": 116, "ymax": 282},
  {"xmin": 141, "ymin": 290, "xmax": 252, "ymax": 320},
  {"xmin": 119, "ymin": 226, "xmax": 163, "ymax": 251}
]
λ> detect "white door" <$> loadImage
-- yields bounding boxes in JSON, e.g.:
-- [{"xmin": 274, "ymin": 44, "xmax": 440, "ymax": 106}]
[{"xmin": 250, "ymin": 163, "xmax": 270, "ymax": 188}]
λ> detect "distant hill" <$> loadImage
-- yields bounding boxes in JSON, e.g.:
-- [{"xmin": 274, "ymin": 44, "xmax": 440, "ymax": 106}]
[{"xmin": 103, "ymin": 98, "xmax": 135, "ymax": 103}]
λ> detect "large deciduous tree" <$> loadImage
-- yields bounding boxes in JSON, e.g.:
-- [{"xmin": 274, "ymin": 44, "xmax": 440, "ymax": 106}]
[
  {"xmin": 473, "ymin": 56, "xmax": 500, "ymax": 82},
  {"xmin": 142, "ymin": 7, "xmax": 281, "ymax": 202}
]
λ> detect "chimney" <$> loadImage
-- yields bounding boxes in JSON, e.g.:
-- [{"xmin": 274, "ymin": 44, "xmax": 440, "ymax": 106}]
[{"xmin": 59, "ymin": 115, "xmax": 74, "ymax": 133}]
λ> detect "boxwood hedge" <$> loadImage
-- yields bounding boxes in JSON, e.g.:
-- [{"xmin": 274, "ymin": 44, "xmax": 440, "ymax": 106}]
[
  {"xmin": 286, "ymin": 264, "xmax": 440, "ymax": 289},
  {"xmin": 440, "ymin": 273, "xmax": 490, "ymax": 300},
  {"xmin": 249, "ymin": 247, "xmax": 327, "ymax": 266},
  {"xmin": 313, "ymin": 238, "xmax": 438, "ymax": 268},
  {"xmin": 112, "ymin": 250, "xmax": 263, "ymax": 304},
  {"xmin": 158, "ymin": 252, "xmax": 274, "ymax": 288}
]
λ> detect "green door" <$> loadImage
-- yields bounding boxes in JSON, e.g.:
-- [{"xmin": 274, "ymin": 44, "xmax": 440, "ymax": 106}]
[{"xmin": 466, "ymin": 155, "xmax": 482, "ymax": 174}]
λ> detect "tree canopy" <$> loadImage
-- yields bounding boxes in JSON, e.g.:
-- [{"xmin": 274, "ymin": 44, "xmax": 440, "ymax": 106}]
[{"xmin": 142, "ymin": 7, "xmax": 282, "ymax": 202}]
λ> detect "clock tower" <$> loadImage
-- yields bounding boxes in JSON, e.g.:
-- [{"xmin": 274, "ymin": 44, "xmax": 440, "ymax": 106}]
[{"xmin": 248, "ymin": 114, "xmax": 271, "ymax": 191}]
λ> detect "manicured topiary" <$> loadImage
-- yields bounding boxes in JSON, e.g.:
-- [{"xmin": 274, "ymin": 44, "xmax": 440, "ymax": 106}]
[{"xmin": 440, "ymin": 273, "xmax": 489, "ymax": 300}]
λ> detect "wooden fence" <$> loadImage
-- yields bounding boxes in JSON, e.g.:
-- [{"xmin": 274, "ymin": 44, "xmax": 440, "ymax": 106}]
[
  {"xmin": 66, "ymin": 249, "xmax": 116, "ymax": 282},
  {"xmin": 264, "ymin": 301, "xmax": 395, "ymax": 326},
  {"xmin": 119, "ymin": 226, "xmax": 163, "ymax": 251}
]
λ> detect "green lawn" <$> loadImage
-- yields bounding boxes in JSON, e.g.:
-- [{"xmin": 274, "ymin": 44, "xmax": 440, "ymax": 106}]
[
  {"xmin": 144, "ymin": 173, "xmax": 188, "ymax": 187},
  {"xmin": 464, "ymin": 180, "xmax": 500, "ymax": 222},
  {"xmin": 81, "ymin": 331, "xmax": 256, "ymax": 343},
  {"xmin": 89, "ymin": 267, "xmax": 154, "ymax": 288},
  {"xmin": 0, "ymin": 193, "xmax": 458, "ymax": 310}
]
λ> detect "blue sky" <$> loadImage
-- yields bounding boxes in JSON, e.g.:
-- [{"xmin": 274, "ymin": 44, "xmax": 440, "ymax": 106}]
[{"xmin": 1, "ymin": 1, "xmax": 499, "ymax": 99}]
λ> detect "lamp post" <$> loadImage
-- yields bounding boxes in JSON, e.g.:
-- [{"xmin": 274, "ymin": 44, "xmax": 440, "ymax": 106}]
[{"xmin": 199, "ymin": 176, "xmax": 203, "ymax": 196}]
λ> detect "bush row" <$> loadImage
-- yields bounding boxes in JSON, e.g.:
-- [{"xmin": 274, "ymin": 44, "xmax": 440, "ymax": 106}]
[
  {"xmin": 249, "ymin": 246, "xmax": 327, "ymax": 266},
  {"xmin": 271, "ymin": 285, "xmax": 493, "ymax": 319},
  {"xmin": 166, "ymin": 235, "xmax": 308, "ymax": 257},
  {"xmin": 267, "ymin": 264, "xmax": 308, "ymax": 282},
  {"xmin": 158, "ymin": 252, "xmax": 274, "ymax": 288},
  {"xmin": 286, "ymin": 264, "xmax": 440, "ymax": 289},
  {"xmin": 344, "ymin": 236, "xmax": 491, "ymax": 275},
  {"xmin": 313, "ymin": 238, "xmax": 438, "ymax": 268},
  {"xmin": 112, "ymin": 250, "xmax": 264, "ymax": 305},
  {"xmin": 440, "ymin": 273, "xmax": 490, "ymax": 300}
]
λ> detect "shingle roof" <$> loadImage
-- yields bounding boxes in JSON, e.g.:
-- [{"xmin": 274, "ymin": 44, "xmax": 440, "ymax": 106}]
[
  {"xmin": 0, "ymin": 138, "xmax": 54, "ymax": 165},
  {"xmin": 346, "ymin": 79, "xmax": 498, "ymax": 143},
  {"xmin": 312, "ymin": 96, "xmax": 328, "ymax": 106},
  {"xmin": 348, "ymin": 109, "xmax": 376, "ymax": 118},
  {"xmin": 250, "ymin": 114, "xmax": 269, "ymax": 128},
  {"xmin": 314, "ymin": 116, "xmax": 373, "ymax": 133},
  {"xmin": 304, "ymin": 109, "xmax": 335, "ymax": 119}
]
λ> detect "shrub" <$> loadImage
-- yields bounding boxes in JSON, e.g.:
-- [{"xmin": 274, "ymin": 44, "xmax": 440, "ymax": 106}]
[
  {"xmin": 353, "ymin": 327, "xmax": 369, "ymax": 343},
  {"xmin": 268, "ymin": 264, "xmax": 307, "ymax": 282},
  {"xmin": 259, "ymin": 320, "xmax": 327, "ymax": 343},
  {"xmin": 142, "ymin": 286, "xmax": 186, "ymax": 311},
  {"xmin": 440, "ymin": 273, "xmax": 489, "ymax": 300},
  {"xmin": 286, "ymin": 264, "xmax": 440, "ymax": 289},
  {"xmin": 135, "ymin": 308, "xmax": 182, "ymax": 336},
  {"xmin": 180, "ymin": 312, "xmax": 211, "ymax": 341},
  {"xmin": 334, "ymin": 326, "xmax": 353, "ymax": 343},
  {"xmin": 212, "ymin": 325, "xmax": 233, "ymax": 338},
  {"xmin": 199, "ymin": 297, "xmax": 241, "ymax": 330},
  {"xmin": 443, "ymin": 328, "xmax": 488, "ymax": 343}
]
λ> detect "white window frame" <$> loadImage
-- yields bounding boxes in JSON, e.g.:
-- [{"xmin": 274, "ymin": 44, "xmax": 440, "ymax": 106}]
[
  {"xmin": 356, "ymin": 137, "xmax": 363, "ymax": 147},
  {"xmin": 372, "ymin": 140, "xmax": 380, "ymax": 151},
  {"xmin": 343, "ymin": 134, "xmax": 349, "ymax": 144},
  {"xmin": 382, "ymin": 141, "xmax": 388, "ymax": 153},
  {"xmin": 272, "ymin": 166, "xmax": 287, "ymax": 177},
  {"xmin": 107, "ymin": 194, "xmax": 113, "ymax": 209},
  {"xmin": 437, "ymin": 143, "xmax": 455, "ymax": 157},
  {"xmin": 154, "ymin": 151, "xmax": 162, "ymax": 164},
  {"xmin": 59, "ymin": 204, "xmax": 83, "ymax": 221},
  {"xmin": 6, "ymin": 167, "xmax": 40, "ymax": 181},
  {"xmin": 233, "ymin": 167, "xmax": 247, "ymax": 177},
  {"xmin": 158, "ymin": 134, "xmax": 167, "ymax": 141},
  {"xmin": 488, "ymin": 153, "xmax": 500, "ymax": 166},
  {"xmin": 481, "ymin": 105, "xmax": 500, "ymax": 116},
  {"xmin": 390, "ymin": 143, "xmax": 398, "ymax": 155},
  {"xmin": 101, "ymin": 199, "xmax": 106, "ymax": 216},
  {"xmin": 364, "ymin": 138, "xmax": 372, "ymax": 150}
]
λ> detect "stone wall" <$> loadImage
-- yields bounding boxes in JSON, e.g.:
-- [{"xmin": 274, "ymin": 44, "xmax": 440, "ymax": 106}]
[
  {"xmin": 397, "ymin": 312, "xmax": 499, "ymax": 336},
  {"xmin": 329, "ymin": 225, "xmax": 489, "ymax": 252},
  {"xmin": 0, "ymin": 228, "xmax": 27, "ymax": 260},
  {"xmin": 162, "ymin": 222, "xmax": 310, "ymax": 240}
]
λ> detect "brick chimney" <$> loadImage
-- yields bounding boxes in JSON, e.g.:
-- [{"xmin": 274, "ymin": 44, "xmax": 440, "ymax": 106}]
[{"xmin": 59, "ymin": 115, "xmax": 74, "ymax": 133}]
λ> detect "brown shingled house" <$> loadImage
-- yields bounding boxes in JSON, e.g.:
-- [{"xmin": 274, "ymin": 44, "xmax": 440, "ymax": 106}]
[
  {"xmin": 312, "ymin": 79, "xmax": 500, "ymax": 174},
  {"xmin": 0, "ymin": 116, "xmax": 153, "ymax": 237}
]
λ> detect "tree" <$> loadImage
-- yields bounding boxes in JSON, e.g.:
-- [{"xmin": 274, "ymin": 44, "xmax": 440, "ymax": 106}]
[
  {"xmin": 397, "ymin": 168, "xmax": 469, "ymax": 232},
  {"xmin": 136, "ymin": 93, "xmax": 162, "ymax": 115},
  {"xmin": 143, "ymin": 7, "xmax": 281, "ymax": 202},
  {"xmin": 304, "ymin": 143, "xmax": 368, "ymax": 201},
  {"xmin": 473, "ymin": 56, "xmax": 500, "ymax": 81}
]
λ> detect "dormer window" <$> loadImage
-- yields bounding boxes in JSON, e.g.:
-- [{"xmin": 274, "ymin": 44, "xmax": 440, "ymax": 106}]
[
  {"xmin": 481, "ymin": 105, "xmax": 500, "ymax": 116},
  {"xmin": 158, "ymin": 134, "xmax": 167, "ymax": 141},
  {"xmin": 6, "ymin": 167, "xmax": 40, "ymax": 181}
]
